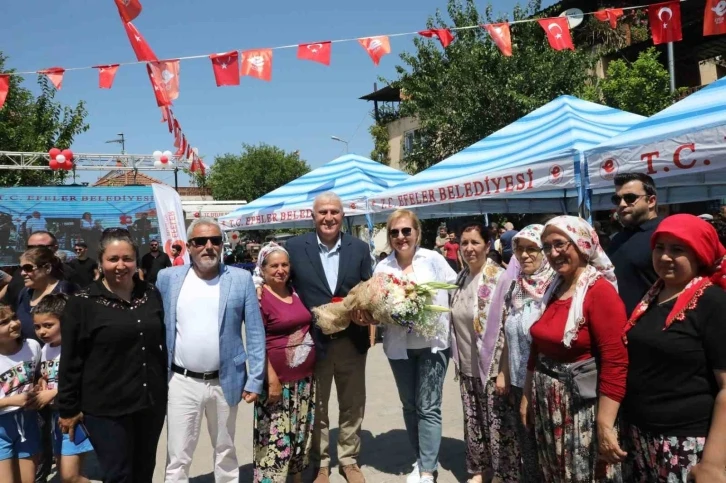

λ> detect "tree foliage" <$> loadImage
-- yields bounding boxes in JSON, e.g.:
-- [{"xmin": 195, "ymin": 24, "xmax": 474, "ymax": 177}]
[
  {"xmin": 207, "ymin": 143, "xmax": 310, "ymax": 202},
  {"xmin": 390, "ymin": 0, "xmax": 596, "ymax": 173},
  {"xmin": 368, "ymin": 123, "xmax": 390, "ymax": 165},
  {"xmin": 584, "ymin": 48, "xmax": 677, "ymax": 117},
  {"xmin": 0, "ymin": 52, "xmax": 89, "ymax": 186}
]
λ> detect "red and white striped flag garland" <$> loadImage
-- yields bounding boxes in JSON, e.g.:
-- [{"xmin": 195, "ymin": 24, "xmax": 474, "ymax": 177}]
[
  {"xmin": 358, "ymin": 36, "xmax": 391, "ymax": 65},
  {"xmin": 484, "ymin": 23, "xmax": 512, "ymax": 57},
  {"xmin": 209, "ymin": 51, "xmax": 240, "ymax": 86},
  {"xmin": 538, "ymin": 17, "xmax": 575, "ymax": 51},
  {"xmin": 418, "ymin": 29, "xmax": 454, "ymax": 48},
  {"xmin": 241, "ymin": 49, "xmax": 273, "ymax": 81},
  {"xmin": 94, "ymin": 64, "xmax": 120, "ymax": 89},
  {"xmin": 594, "ymin": 8, "xmax": 624, "ymax": 29},
  {"xmin": 0, "ymin": 75, "xmax": 9, "ymax": 110},
  {"xmin": 297, "ymin": 41, "xmax": 332, "ymax": 66},
  {"xmin": 38, "ymin": 67, "xmax": 65, "ymax": 90}
]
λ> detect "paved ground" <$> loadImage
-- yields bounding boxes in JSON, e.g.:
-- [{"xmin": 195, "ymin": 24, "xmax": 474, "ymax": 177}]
[{"xmin": 60, "ymin": 345, "xmax": 468, "ymax": 482}]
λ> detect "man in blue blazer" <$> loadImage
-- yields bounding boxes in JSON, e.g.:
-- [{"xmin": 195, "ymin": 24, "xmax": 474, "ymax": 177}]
[
  {"xmin": 284, "ymin": 193, "xmax": 374, "ymax": 483},
  {"xmin": 156, "ymin": 218, "xmax": 266, "ymax": 483}
]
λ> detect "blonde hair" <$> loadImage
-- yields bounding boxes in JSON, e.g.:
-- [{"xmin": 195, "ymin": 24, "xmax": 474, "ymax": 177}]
[{"xmin": 386, "ymin": 209, "xmax": 422, "ymax": 249}]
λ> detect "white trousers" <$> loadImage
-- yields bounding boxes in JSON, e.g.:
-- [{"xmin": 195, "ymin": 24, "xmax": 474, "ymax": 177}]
[{"xmin": 165, "ymin": 372, "xmax": 239, "ymax": 483}]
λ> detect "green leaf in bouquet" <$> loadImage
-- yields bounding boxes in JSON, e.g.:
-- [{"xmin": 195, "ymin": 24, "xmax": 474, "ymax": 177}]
[
  {"xmin": 424, "ymin": 304, "xmax": 452, "ymax": 313},
  {"xmin": 420, "ymin": 282, "xmax": 459, "ymax": 290}
]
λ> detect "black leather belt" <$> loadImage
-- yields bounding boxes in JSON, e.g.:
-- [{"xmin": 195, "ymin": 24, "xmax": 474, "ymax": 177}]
[{"xmin": 171, "ymin": 363, "xmax": 219, "ymax": 381}]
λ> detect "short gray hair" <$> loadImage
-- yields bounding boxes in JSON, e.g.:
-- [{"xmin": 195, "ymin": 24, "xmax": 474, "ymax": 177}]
[
  {"xmin": 187, "ymin": 217, "xmax": 222, "ymax": 239},
  {"xmin": 313, "ymin": 192, "xmax": 343, "ymax": 212}
]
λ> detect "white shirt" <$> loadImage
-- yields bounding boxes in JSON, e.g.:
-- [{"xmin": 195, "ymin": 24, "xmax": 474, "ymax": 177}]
[
  {"xmin": 40, "ymin": 344, "xmax": 61, "ymax": 391},
  {"xmin": 173, "ymin": 270, "xmax": 221, "ymax": 372},
  {"xmin": 374, "ymin": 247, "xmax": 458, "ymax": 360},
  {"xmin": 0, "ymin": 340, "xmax": 41, "ymax": 414}
]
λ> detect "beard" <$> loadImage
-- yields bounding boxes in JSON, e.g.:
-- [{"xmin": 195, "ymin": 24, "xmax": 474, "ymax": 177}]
[{"xmin": 194, "ymin": 253, "xmax": 219, "ymax": 270}]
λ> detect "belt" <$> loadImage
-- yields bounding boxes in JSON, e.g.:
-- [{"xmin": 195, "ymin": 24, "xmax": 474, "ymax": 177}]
[{"xmin": 171, "ymin": 363, "xmax": 219, "ymax": 381}]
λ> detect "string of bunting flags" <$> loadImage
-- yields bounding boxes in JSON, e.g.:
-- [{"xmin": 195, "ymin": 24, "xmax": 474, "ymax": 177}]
[{"xmin": 0, "ymin": 0, "xmax": 723, "ymax": 174}]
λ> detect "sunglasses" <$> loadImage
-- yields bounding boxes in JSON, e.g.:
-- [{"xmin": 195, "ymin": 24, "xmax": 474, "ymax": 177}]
[
  {"xmin": 74, "ymin": 248, "xmax": 84, "ymax": 252},
  {"xmin": 611, "ymin": 193, "xmax": 647, "ymax": 206},
  {"xmin": 389, "ymin": 227, "xmax": 413, "ymax": 238},
  {"xmin": 189, "ymin": 236, "xmax": 223, "ymax": 247},
  {"xmin": 20, "ymin": 264, "xmax": 38, "ymax": 273},
  {"xmin": 26, "ymin": 244, "xmax": 55, "ymax": 249}
]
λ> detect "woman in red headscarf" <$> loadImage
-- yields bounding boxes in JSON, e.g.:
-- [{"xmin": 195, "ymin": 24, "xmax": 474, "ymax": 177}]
[{"xmin": 621, "ymin": 214, "xmax": 726, "ymax": 483}]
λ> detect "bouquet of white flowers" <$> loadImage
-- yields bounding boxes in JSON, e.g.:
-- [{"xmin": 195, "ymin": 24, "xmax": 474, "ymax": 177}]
[{"xmin": 313, "ymin": 272, "xmax": 457, "ymax": 339}]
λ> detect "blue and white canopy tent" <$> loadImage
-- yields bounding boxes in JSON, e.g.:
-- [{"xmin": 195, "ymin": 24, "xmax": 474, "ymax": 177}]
[
  {"xmin": 366, "ymin": 96, "xmax": 645, "ymax": 219},
  {"xmin": 218, "ymin": 154, "xmax": 410, "ymax": 231},
  {"xmin": 585, "ymin": 76, "xmax": 726, "ymax": 211}
]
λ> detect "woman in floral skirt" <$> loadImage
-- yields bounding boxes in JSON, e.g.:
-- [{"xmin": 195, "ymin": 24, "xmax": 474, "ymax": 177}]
[
  {"xmin": 253, "ymin": 244, "xmax": 316, "ymax": 483},
  {"xmin": 621, "ymin": 215, "xmax": 726, "ymax": 483}
]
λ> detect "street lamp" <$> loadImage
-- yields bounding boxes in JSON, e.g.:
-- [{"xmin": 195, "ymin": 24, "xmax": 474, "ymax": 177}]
[{"xmin": 331, "ymin": 136, "xmax": 349, "ymax": 153}]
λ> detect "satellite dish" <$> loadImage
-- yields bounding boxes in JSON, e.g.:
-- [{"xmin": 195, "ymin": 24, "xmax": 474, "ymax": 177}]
[{"xmin": 560, "ymin": 7, "xmax": 584, "ymax": 29}]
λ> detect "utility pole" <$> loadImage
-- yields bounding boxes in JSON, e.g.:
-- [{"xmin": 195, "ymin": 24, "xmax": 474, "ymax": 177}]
[{"xmin": 105, "ymin": 133, "xmax": 126, "ymax": 154}]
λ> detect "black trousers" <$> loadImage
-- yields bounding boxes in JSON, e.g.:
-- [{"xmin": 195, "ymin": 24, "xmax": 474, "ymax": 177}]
[
  {"xmin": 83, "ymin": 404, "xmax": 165, "ymax": 483},
  {"xmin": 35, "ymin": 407, "xmax": 52, "ymax": 483}
]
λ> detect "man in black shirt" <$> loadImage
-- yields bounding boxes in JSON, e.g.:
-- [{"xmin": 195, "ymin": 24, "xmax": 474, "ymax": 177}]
[
  {"xmin": 607, "ymin": 173, "xmax": 663, "ymax": 316},
  {"xmin": 140, "ymin": 239, "xmax": 171, "ymax": 284},
  {"xmin": 69, "ymin": 241, "xmax": 98, "ymax": 287}
]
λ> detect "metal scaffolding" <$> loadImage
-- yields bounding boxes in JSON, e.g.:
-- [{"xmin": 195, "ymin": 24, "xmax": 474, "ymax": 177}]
[{"xmin": 0, "ymin": 151, "xmax": 182, "ymax": 172}]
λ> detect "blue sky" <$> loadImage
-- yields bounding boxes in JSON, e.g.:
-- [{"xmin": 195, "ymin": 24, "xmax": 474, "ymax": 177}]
[{"xmin": 2, "ymin": 0, "xmax": 556, "ymax": 187}]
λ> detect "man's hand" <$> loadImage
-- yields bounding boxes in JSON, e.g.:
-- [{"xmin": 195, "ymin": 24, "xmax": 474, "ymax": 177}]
[
  {"xmin": 59, "ymin": 412, "xmax": 84, "ymax": 442},
  {"xmin": 267, "ymin": 379, "xmax": 282, "ymax": 405},
  {"xmin": 351, "ymin": 309, "xmax": 378, "ymax": 327},
  {"xmin": 242, "ymin": 391, "xmax": 259, "ymax": 404}
]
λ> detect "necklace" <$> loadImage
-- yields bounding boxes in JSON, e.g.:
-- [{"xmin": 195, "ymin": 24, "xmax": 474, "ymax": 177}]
[{"xmin": 658, "ymin": 289, "xmax": 685, "ymax": 305}]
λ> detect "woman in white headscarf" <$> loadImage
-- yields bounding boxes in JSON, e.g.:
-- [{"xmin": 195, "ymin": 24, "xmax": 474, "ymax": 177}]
[
  {"xmin": 520, "ymin": 216, "xmax": 628, "ymax": 482},
  {"xmin": 498, "ymin": 224, "xmax": 555, "ymax": 482}
]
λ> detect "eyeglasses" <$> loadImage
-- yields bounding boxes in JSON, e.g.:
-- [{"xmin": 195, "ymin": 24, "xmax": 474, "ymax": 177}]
[
  {"xmin": 542, "ymin": 241, "xmax": 572, "ymax": 255},
  {"xmin": 611, "ymin": 193, "xmax": 647, "ymax": 206},
  {"xmin": 514, "ymin": 246, "xmax": 542, "ymax": 257},
  {"xmin": 389, "ymin": 227, "xmax": 413, "ymax": 238},
  {"xmin": 20, "ymin": 264, "xmax": 38, "ymax": 273},
  {"xmin": 189, "ymin": 236, "xmax": 223, "ymax": 247}
]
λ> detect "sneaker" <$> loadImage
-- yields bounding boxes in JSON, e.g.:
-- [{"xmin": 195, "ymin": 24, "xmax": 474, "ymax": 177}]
[
  {"xmin": 406, "ymin": 462, "xmax": 420, "ymax": 483},
  {"xmin": 419, "ymin": 475, "xmax": 435, "ymax": 483}
]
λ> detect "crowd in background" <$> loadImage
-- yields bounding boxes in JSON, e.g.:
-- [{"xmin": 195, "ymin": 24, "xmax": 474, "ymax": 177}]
[{"xmin": 0, "ymin": 176, "xmax": 725, "ymax": 483}]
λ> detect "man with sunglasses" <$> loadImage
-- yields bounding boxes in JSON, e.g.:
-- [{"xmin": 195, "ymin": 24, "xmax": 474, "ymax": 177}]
[
  {"xmin": 607, "ymin": 172, "xmax": 663, "ymax": 316},
  {"xmin": 156, "ymin": 218, "xmax": 265, "ymax": 483},
  {"xmin": 140, "ymin": 238, "xmax": 172, "ymax": 285}
]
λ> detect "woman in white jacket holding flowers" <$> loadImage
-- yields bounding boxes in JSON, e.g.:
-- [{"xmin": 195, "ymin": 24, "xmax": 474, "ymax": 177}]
[{"xmin": 374, "ymin": 209, "xmax": 457, "ymax": 483}]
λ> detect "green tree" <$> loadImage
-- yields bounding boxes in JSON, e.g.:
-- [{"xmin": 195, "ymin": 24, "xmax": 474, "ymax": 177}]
[
  {"xmin": 0, "ymin": 52, "xmax": 89, "ymax": 186},
  {"xmin": 388, "ymin": 0, "xmax": 597, "ymax": 173},
  {"xmin": 584, "ymin": 48, "xmax": 677, "ymax": 116},
  {"xmin": 208, "ymin": 143, "xmax": 310, "ymax": 202}
]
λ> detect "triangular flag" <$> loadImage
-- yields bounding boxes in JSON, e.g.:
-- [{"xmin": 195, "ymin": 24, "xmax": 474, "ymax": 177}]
[
  {"xmin": 297, "ymin": 42, "xmax": 332, "ymax": 66},
  {"xmin": 148, "ymin": 60, "xmax": 180, "ymax": 104},
  {"xmin": 484, "ymin": 23, "xmax": 512, "ymax": 57},
  {"xmin": 594, "ymin": 8, "xmax": 624, "ymax": 29},
  {"xmin": 38, "ymin": 67, "xmax": 65, "ymax": 89},
  {"xmin": 241, "ymin": 49, "xmax": 273, "ymax": 81},
  {"xmin": 114, "ymin": 0, "xmax": 142, "ymax": 23},
  {"xmin": 94, "ymin": 64, "xmax": 119, "ymax": 89},
  {"xmin": 649, "ymin": 1, "xmax": 683, "ymax": 44},
  {"xmin": 123, "ymin": 22, "xmax": 157, "ymax": 61},
  {"xmin": 209, "ymin": 51, "xmax": 240, "ymax": 86},
  {"xmin": 358, "ymin": 36, "xmax": 391, "ymax": 65},
  {"xmin": 0, "ymin": 75, "xmax": 9, "ymax": 110},
  {"xmin": 418, "ymin": 29, "xmax": 454, "ymax": 48},
  {"xmin": 538, "ymin": 18, "xmax": 575, "ymax": 51},
  {"xmin": 704, "ymin": 0, "xmax": 726, "ymax": 36}
]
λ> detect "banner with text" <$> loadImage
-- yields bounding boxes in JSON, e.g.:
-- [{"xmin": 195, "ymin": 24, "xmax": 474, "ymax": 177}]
[
  {"xmin": 586, "ymin": 124, "xmax": 726, "ymax": 189},
  {"xmin": 366, "ymin": 159, "xmax": 576, "ymax": 213},
  {"xmin": 152, "ymin": 184, "xmax": 189, "ymax": 263}
]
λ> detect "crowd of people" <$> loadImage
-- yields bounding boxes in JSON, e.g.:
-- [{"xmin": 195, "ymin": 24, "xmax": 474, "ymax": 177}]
[{"xmin": 0, "ymin": 175, "xmax": 725, "ymax": 483}]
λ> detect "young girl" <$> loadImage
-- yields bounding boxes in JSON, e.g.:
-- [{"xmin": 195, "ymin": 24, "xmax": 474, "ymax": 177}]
[
  {"xmin": 0, "ymin": 304, "xmax": 41, "ymax": 483},
  {"xmin": 32, "ymin": 294, "xmax": 92, "ymax": 483}
]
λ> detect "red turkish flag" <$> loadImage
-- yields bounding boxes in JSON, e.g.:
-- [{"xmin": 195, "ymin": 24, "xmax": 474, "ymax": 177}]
[
  {"xmin": 181, "ymin": 135, "xmax": 187, "ymax": 154},
  {"xmin": 297, "ymin": 42, "xmax": 332, "ymax": 66},
  {"xmin": 191, "ymin": 155, "xmax": 206, "ymax": 176},
  {"xmin": 0, "ymin": 75, "xmax": 9, "ymax": 110},
  {"xmin": 114, "ymin": 0, "xmax": 142, "ymax": 22},
  {"xmin": 174, "ymin": 136, "xmax": 184, "ymax": 156},
  {"xmin": 594, "ymin": 8, "xmax": 624, "ymax": 29},
  {"xmin": 418, "ymin": 29, "xmax": 454, "ymax": 48},
  {"xmin": 38, "ymin": 67, "xmax": 65, "ymax": 89},
  {"xmin": 123, "ymin": 22, "xmax": 157, "ymax": 61},
  {"xmin": 538, "ymin": 18, "xmax": 574, "ymax": 51},
  {"xmin": 241, "ymin": 49, "xmax": 273, "ymax": 81},
  {"xmin": 704, "ymin": 0, "xmax": 726, "ymax": 37},
  {"xmin": 94, "ymin": 64, "xmax": 119, "ymax": 89},
  {"xmin": 358, "ymin": 36, "xmax": 391, "ymax": 65},
  {"xmin": 148, "ymin": 60, "xmax": 180, "ymax": 106},
  {"xmin": 210, "ymin": 51, "xmax": 240, "ymax": 86},
  {"xmin": 163, "ymin": 107, "xmax": 173, "ymax": 132},
  {"xmin": 146, "ymin": 64, "xmax": 170, "ymax": 107},
  {"xmin": 173, "ymin": 126, "xmax": 181, "ymax": 147},
  {"xmin": 484, "ymin": 23, "xmax": 512, "ymax": 56},
  {"xmin": 648, "ymin": 1, "xmax": 682, "ymax": 44},
  {"xmin": 186, "ymin": 144, "xmax": 192, "ymax": 160}
]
